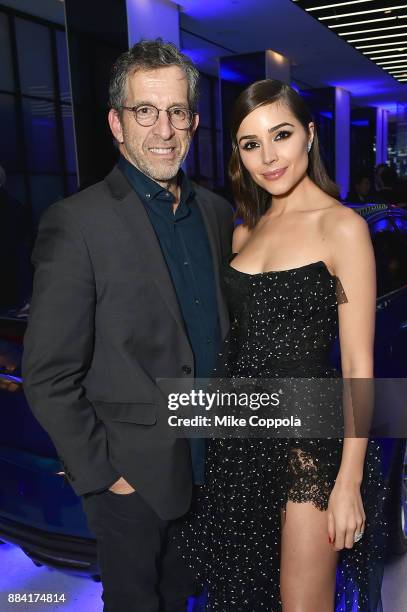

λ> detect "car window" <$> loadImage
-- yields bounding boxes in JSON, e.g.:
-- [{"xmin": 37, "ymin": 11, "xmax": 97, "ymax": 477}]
[
  {"xmin": 370, "ymin": 218, "xmax": 395, "ymax": 233},
  {"xmin": 372, "ymin": 231, "xmax": 407, "ymax": 297},
  {"xmin": 391, "ymin": 216, "xmax": 407, "ymax": 233}
]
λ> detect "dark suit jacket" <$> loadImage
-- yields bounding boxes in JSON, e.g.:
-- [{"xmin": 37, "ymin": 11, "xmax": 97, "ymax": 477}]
[{"xmin": 22, "ymin": 166, "xmax": 234, "ymax": 520}]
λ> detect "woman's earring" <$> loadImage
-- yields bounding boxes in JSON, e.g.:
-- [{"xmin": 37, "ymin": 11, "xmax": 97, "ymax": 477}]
[{"xmin": 307, "ymin": 141, "xmax": 313, "ymax": 153}]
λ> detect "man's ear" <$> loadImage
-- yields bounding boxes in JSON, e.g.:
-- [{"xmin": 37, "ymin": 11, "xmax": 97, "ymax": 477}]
[
  {"xmin": 190, "ymin": 112, "xmax": 199, "ymax": 137},
  {"xmin": 108, "ymin": 108, "xmax": 124, "ymax": 143}
]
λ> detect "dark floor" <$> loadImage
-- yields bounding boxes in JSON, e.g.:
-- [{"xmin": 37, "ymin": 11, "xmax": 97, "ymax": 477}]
[{"xmin": 0, "ymin": 542, "xmax": 405, "ymax": 611}]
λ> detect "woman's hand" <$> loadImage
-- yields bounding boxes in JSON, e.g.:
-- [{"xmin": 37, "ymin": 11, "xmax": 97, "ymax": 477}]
[{"xmin": 327, "ymin": 479, "xmax": 366, "ymax": 551}]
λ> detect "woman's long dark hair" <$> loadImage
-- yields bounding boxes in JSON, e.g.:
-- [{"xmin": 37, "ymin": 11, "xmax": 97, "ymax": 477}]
[{"xmin": 229, "ymin": 80, "xmax": 339, "ymax": 228}]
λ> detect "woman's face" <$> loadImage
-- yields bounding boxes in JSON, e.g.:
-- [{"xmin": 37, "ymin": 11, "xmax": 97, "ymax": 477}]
[{"xmin": 236, "ymin": 101, "xmax": 314, "ymax": 196}]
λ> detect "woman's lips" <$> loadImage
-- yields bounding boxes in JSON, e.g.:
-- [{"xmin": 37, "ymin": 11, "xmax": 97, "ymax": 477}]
[{"xmin": 262, "ymin": 167, "xmax": 287, "ymax": 181}]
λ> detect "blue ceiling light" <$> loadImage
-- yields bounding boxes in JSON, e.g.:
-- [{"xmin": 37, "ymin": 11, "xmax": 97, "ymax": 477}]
[{"xmin": 293, "ymin": 1, "xmax": 407, "ymax": 82}]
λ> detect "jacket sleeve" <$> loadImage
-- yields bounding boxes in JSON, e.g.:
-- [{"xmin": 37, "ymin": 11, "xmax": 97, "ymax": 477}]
[{"xmin": 22, "ymin": 202, "xmax": 120, "ymax": 496}]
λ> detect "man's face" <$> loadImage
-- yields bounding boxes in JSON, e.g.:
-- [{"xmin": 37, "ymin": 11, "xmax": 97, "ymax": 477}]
[{"xmin": 109, "ymin": 66, "xmax": 198, "ymax": 183}]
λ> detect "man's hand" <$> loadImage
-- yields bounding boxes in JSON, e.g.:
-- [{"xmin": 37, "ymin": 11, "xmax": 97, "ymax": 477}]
[
  {"xmin": 0, "ymin": 354, "xmax": 21, "ymax": 393},
  {"xmin": 108, "ymin": 476, "xmax": 135, "ymax": 495}
]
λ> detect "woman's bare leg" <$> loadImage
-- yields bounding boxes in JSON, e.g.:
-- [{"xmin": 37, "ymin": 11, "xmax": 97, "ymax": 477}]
[{"xmin": 280, "ymin": 501, "xmax": 338, "ymax": 612}]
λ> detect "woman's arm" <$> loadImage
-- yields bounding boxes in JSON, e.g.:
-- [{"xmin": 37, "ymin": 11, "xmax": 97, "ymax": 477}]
[{"xmin": 326, "ymin": 206, "xmax": 376, "ymax": 550}]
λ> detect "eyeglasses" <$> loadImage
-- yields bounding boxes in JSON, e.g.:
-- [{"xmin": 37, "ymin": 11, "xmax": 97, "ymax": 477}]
[{"xmin": 121, "ymin": 104, "xmax": 196, "ymax": 130}]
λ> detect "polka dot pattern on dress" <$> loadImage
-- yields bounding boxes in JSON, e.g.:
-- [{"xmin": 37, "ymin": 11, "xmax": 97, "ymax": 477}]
[{"xmin": 176, "ymin": 259, "xmax": 387, "ymax": 611}]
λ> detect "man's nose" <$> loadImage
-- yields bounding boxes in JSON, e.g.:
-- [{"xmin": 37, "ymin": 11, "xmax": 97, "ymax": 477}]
[{"xmin": 153, "ymin": 110, "xmax": 175, "ymax": 140}]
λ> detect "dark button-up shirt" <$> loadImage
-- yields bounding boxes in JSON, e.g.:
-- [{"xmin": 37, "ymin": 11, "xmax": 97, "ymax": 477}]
[{"xmin": 118, "ymin": 156, "xmax": 221, "ymax": 483}]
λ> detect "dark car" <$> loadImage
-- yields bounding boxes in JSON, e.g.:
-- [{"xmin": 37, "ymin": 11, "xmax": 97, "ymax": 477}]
[
  {"xmin": 0, "ymin": 202, "xmax": 406, "ymax": 581},
  {"xmin": 343, "ymin": 202, "xmax": 407, "ymax": 556}
]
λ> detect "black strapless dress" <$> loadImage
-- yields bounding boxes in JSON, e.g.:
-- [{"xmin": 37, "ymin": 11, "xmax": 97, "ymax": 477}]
[{"xmin": 177, "ymin": 260, "xmax": 387, "ymax": 612}]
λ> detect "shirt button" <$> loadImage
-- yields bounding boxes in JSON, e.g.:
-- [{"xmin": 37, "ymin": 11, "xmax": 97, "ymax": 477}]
[
  {"xmin": 182, "ymin": 365, "xmax": 192, "ymax": 375},
  {"xmin": 195, "ymin": 299, "xmax": 200, "ymax": 305},
  {"xmin": 207, "ymin": 338, "xmax": 212, "ymax": 344},
  {"xmin": 184, "ymin": 261, "xmax": 189, "ymax": 266},
  {"xmin": 145, "ymin": 193, "xmax": 151, "ymax": 199}
]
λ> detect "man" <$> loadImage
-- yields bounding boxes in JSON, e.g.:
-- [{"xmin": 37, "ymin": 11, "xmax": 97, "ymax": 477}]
[{"xmin": 22, "ymin": 40, "xmax": 233, "ymax": 611}]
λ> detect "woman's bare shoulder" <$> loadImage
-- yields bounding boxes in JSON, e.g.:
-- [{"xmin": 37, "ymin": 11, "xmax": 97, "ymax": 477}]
[{"xmin": 321, "ymin": 200, "xmax": 369, "ymax": 240}]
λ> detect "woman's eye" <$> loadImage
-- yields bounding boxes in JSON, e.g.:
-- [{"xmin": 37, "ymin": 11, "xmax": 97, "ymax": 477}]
[
  {"xmin": 274, "ymin": 130, "xmax": 291, "ymax": 141},
  {"xmin": 242, "ymin": 141, "xmax": 258, "ymax": 151}
]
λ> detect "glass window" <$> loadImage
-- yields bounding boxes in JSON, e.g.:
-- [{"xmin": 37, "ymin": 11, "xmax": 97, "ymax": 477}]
[
  {"xmin": 16, "ymin": 18, "xmax": 54, "ymax": 99},
  {"xmin": 56, "ymin": 30, "xmax": 71, "ymax": 103},
  {"xmin": 198, "ymin": 128, "xmax": 214, "ymax": 185},
  {"xmin": 371, "ymin": 218, "xmax": 394, "ymax": 234},
  {"xmin": 61, "ymin": 104, "xmax": 77, "ymax": 174},
  {"xmin": 184, "ymin": 142, "xmax": 196, "ymax": 179},
  {"xmin": 30, "ymin": 175, "xmax": 64, "ymax": 228},
  {"xmin": 216, "ymin": 131, "xmax": 224, "ymax": 186},
  {"xmin": 67, "ymin": 174, "xmax": 78, "ymax": 195},
  {"xmin": 391, "ymin": 216, "xmax": 407, "ymax": 234},
  {"xmin": 23, "ymin": 97, "xmax": 61, "ymax": 173},
  {"xmin": 0, "ymin": 93, "xmax": 20, "ymax": 173},
  {"xmin": 5, "ymin": 174, "xmax": 27, "ymax": 205},
  {"xmin": 198, "ymin": 75, "xmax": 211, "ymax": 129},
  {"xmin": 0, "ymin": 13, "xmax": 14, "ymax": 92},
  {"xmin": 214, "ymin": 80, "xmax": 222, "ymax": 131}
]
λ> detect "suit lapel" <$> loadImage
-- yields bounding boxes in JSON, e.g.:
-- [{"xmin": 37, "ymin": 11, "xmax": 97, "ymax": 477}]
[
  {"xmin": 195, "ymin": 186, "xmax": 229, "ymax": 338},
  {"xmin": 105, "ymin": 167, "xmax": 188, "ymax": 338}
]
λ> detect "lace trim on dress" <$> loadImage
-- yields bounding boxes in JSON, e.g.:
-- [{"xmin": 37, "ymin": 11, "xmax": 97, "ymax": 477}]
[{"xmin": 287, "ymin": 448, "xmax": 333, "ymax": 511}]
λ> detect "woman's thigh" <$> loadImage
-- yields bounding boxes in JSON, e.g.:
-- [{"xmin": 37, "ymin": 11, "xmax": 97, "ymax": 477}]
[{"xmin": 280, "ymin": 501, "xmax": 338, "ymax": 612}]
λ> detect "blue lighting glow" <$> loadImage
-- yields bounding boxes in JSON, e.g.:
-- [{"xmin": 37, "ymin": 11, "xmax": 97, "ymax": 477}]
[
  {"xmin": 374, "ymin": 102, "xmax": 400, "ymax": 114},
  {"xmin": 335, "ymin": 87, "xmax": 350, "ymax": 200},
  {"xmin": 327, "ymin": 79, "xmax": 388, "ymax": 97},
  {"xmin": 219, "ymin": 66, "xmax": 248, "ymax": 84},
  {"xmin": 32, "ymin": 118, "xmax": 55, "ymax": 127},
  {"xmin": 373, "ymin": 219, "xmax": 394, "ymax": 232},
  {"xmin": 0, "ymin": 542, "xmax": 207, "ymax": 611},
  {"xmin": 176, "ymin": 0, "xmax": 236, "ymax": 19},
  {"xmin": 0, "ymin": 543, "xmax": 101, "ymax": 611},
  {"xmin": 351, "ymin": 119, "xmax": 369, "ymax": 127},
  {"xmin": 0, "ymin": 542, "xmax": 391, "ymax": 611},
  {"xmin": 319, "ymin": 111, "xmax": 333, "ymax": 120},
  {"xmin": 181, "ymin": 48, "xmax": 212, "ymax": 65}
]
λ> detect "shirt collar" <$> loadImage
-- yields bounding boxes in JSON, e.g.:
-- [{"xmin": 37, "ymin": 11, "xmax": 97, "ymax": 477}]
[{"xmin": 117, "ymin": 154, "xmax": 195, "ymax": 207}]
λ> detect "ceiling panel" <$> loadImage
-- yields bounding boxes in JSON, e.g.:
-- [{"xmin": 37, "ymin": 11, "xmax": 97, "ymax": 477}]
[
  {"xmin": 292, "ymin": 1, "xmax": 407, "ymax": 83},
  {"xmin": 178, "ymin": 0, "xmax": 407, "ymax": 110}
]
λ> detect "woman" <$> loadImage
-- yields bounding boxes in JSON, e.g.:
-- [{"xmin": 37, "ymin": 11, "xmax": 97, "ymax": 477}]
[{"xmin": 178, "ymin": 80, "xmax": 386, "ymax": 611}]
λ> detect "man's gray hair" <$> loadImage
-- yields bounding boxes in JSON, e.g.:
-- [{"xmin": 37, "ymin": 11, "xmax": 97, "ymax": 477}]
[{"xmin": 109, "ymin": 39, "xmax": 200, "ymax": 114}]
